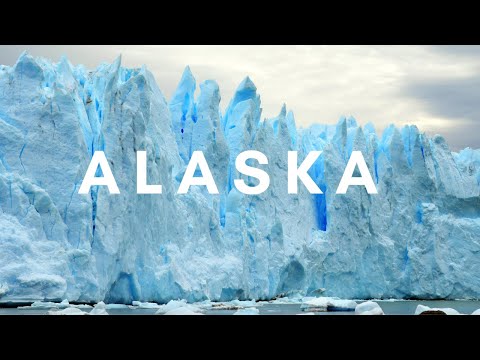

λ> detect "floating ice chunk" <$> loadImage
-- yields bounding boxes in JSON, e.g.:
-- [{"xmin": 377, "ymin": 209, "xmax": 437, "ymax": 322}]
[
  {"xmin": 89, "ymin": 301, "xmax": 109, "ymax": 315},
  {"xmin": 297, "ymin": 312, "xmax": 315, "ymax": 315},
  {"xmin": 209, "ymin": 299, "xmax": 260, "ymax": 310},
  {"xmin": 19, "ymin": 301, "xmax": 60, "ymax": 310},
  {"xmin": 57, "ymin": 299, "xmax": 92, "ymax": 309},
  {"xmin": 19, "ymin": 301, "xmax": 92, "ymax": 310},
  {"xmin": 268, "ymin": 293, "xmax": 304, "ymax": 305},
  {"xmin": 193, "ymin": 300, "xmax": 214, "ymax": 309},
  {"xmin": 300, "ymin": 298, "xmax": 327, "ymax": 311},
  {"xmin": 164, "ymin": 307, "xmax": 203, "ymax": 315},
  {"xmin": 210, "ymin": 303, "xmax": 242, "ymax": 310},
  {"xmin": 131, "ymin": 301, "xmax": 161, "ymax": 309},
  {"xmin": 155, "ymin": 299, "xmax": 188, "ymax": 313},
  {"xmin": 48, "ymin": 307, "xmax": 87, "ymax": 315},
  {"xmin": 326, "ymin": 299, "xmax": 357, "ymax": 311},
  {"xmin": 233, "ymin": 308, "xmax": 260, "ymax": 315},
  {"xmin": 105, "ymin": 304, "xmax": 129, "ymax": 309},
  {"xmin": 301, "ymin": 297, "xmax": 357, "ymax": 312},
  {"xmin": 70, "ymin": 304, "xmax": 92, "ymax": 309},
  {"xmin": 471, "ymin": 309, "xmax": 480, "ymax": 315},
  {"xmin": 415, "ymin": 304, "xmax": 460, "ymax": 315},
  {"xmin": 229, "ymin": 300, "xmax": 259, "ymax": 308},
  {"xmin": 155, "ymin": 299, "xmax": 202, "ymax": 314},
  {"xmin": 355, "ymin": 301, "xmax": 384, "ymax": 315}
]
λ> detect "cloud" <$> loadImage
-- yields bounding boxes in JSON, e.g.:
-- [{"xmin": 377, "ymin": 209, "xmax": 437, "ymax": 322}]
[
  {"xmin": 430, "ymin": 45, "xmax": 480, "ymax": 57},
  {"xmin": 399, "ymin": 58, "xmax": 480, "ymax": 149},
  {"xmin": 403, "ymin": 74, "xmax": 480, "ymax": 122},
  {"xmin": 0, "ymin": 45, "xmax": 479, "ymax": 150}
]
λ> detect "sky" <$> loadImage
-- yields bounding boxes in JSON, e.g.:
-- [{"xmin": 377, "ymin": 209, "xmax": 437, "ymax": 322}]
[{"xmin": 0, "ymin": 45, "xmax": 478, "ymax": 151}]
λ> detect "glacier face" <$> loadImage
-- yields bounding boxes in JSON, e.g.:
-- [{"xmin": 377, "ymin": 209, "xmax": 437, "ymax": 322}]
[{"xmin": 1, "ymin": 53, "xmax": 480, "ymax": 303}]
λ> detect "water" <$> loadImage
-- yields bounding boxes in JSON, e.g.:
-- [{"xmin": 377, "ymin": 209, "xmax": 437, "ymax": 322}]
[{"xmin": 1, "ymin": 300, "xmax": 479, "ymax": 315}]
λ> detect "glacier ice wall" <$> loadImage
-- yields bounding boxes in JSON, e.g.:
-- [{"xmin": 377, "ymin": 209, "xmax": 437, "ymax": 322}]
[{"xmin": 1, "ymin": 53, "xmax": 480, "ymax": 303}]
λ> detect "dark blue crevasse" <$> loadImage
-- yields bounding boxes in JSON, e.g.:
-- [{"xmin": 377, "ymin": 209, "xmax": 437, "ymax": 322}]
[
  {"xmin": 314, "ymin": 184, "xmax": 327, "ymax": 231},
  {"xmin": 220, "ymin": 195, "xmax": 226, "ymax": 227},
  {"xmin": 90, "ymin": 186, "xmax": 98, "ymax": 237},
  {"xmin": 403, "ymin": 247, "xmax": 409, "ymax": 271},
  {"xmin": 191, "ymin": 103, "xmax": 198, "ymax": 123},
  {"xmin": 415, "ymin": 202, "xmax": 423, "ymax": 224},
  {"xmin": 417, "ymin": 134, "xmax": 426, "ymax": 161},
  {"xmin": 89, "ymin": 147, "xmax": 106, "ymax": 238},
  {"xmin": 308, "ymin": 152, "xmax": 327, "ymax": 231},
  {"xmin": 181, "ymin": 92, "xmax": 191, "ymax": 127}
]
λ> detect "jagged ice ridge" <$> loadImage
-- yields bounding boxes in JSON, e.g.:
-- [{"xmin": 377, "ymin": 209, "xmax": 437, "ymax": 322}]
[{"xmin": 1, "ymin": 53, "xmax": 480, "ymax": 303}]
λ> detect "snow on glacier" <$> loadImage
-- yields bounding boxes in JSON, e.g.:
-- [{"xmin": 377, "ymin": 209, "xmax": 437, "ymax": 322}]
[{"xmin": 1, "ymin": 52, "xmax": 480, "ymax": 303}]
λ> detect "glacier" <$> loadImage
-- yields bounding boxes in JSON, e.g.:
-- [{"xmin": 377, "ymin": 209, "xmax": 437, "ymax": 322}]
[{"xmin": 1, "ymin": 52, "xmax": 480, "ymax": 304}]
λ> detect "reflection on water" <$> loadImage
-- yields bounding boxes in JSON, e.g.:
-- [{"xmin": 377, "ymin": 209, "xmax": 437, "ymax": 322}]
[{"xmin": 1, "ymin": 300, "xmax": 480, "ymax": 315}]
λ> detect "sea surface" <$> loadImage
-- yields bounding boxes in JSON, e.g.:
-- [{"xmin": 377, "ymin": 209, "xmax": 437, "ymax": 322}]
[{"xmin": 1, "ymin": 300, "xmax": 479, "ymax": 315}]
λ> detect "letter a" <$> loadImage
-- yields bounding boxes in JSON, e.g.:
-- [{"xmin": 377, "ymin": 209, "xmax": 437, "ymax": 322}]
[
  {"xmin": 178, "ymin": 151, "xmax": 219, "ymax": 194},
  {"xmin": 78, "ymin": 151, "xmax": 120, "ymax": 194},
  {"xmin": 336, "ymin": 151, "xmax": 377, "ymax": 194}
]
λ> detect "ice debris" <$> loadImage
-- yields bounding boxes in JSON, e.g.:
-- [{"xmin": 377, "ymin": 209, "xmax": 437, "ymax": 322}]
[
  {"xmin": 48, "ymin": 307, "xmax": 87, "ymax": 315},
  {"xmin": 89, "ymin": 301, "xmax": 109, "ymax": 315},
  {"xmin": 355, "ymin": 301, "xmax": 384, "ymax": 315},
  {"xmin": 233, "ymin": 308, "xmax": 260, "ymax": 315},
  {"xmin": 131, "ymin": 301, "xmax": 161, "ymax": 309},
  {"xmin": 164, "ymin": 307, "xmax": 203, "ymax": 315},
  {"xmin": 415, "ymin": 304, "xmax": 461, "ymax": 315},
  {"xmin": 155, "ymin": 299, "xmax": 203, "ymax": 314},
  {"xmin": 19, "ymin": 299, "xmax": 92, "ymax": 310},
  {"xmin": 301, "ymin": 297, "xmax": 357, "ymax": 312}
]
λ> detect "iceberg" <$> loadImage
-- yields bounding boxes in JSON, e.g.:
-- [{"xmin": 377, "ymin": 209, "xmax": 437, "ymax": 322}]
[
  {"xmin": 155, "ymin": 299, "xmax": 203, "ymax": 314},
  {"xmin": 355, "ymin": 301, "xmax": 384, "ymax": 315},
  {"xmin": 300, "ymin": 297, "xmax": 357, "ymax": 312},
  {"xmin": 1, "ymin": 53, "xmax": 480, "ymax": 304},
  {"xmin": 233, "ymin": 308, "xmax": 260, "ymax": 315},
  {"xmin": 131, "ymin": 301, "xmax": 161, "ymax": 309},
  {"xmin": 105, "ymin": 303, "xmax": 129, "ymax": 310},
  {"xmin": 89, "ymin": 301, "xmax": 109, "ymax": 315},
  {"xmin": 414, "ymin": 304, "xmax": 460, "ymax": 315},
  {"xmin": 208, "ymin": 299, "xmax": 261, "ymax": 310},
  {"xmin": 48, "ymin": 307, "xmax": 87, "ymax": 315},
  {"xmin": 164, "ymin": 307, "xmax": 203, "ymax": 315},
  {"xmin": 19, "ymin": 299, "xmax": 92, "ymax": 310}
]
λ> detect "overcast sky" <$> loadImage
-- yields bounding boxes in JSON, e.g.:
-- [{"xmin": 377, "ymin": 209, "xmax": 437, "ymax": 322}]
[{"xmin": 0, "ymin": 45, "xmax": 478, "ymax": 151}]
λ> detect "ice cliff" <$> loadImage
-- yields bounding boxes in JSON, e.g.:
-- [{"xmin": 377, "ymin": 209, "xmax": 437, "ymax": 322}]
[{"xmin": 1, "ymin": 53, "xmax": 480, "ymax": 303}]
